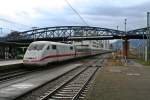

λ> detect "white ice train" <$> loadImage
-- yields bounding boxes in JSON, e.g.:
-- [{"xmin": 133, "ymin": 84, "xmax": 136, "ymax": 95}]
[{"xmin": 23, "ymin": 41, "xmax": 105, "ymax": 66}]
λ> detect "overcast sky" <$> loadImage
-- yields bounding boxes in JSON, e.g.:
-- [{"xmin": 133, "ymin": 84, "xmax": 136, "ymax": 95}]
[{"xmin": 0, "ymin": 0, "xmax": 150, "ymax": 35}]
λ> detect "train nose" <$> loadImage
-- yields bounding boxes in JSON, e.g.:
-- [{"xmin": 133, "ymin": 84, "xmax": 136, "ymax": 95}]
[{"xmin": 24, "ymin": 51, "xmax": 41, "ymax": 61}]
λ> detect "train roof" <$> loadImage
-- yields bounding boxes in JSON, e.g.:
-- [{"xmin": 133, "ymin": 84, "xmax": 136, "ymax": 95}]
[{"xmin": 31, "ymin": 41, "xmax": 73, "ymax": 46}]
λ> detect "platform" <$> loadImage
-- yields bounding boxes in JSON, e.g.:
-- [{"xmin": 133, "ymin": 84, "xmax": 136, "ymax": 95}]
[
  {"xmin": 85, "ymin": 60, "xmax": 150, "ymax": 100},
  {"xmin": 0, "ymin": 60, "xmax": 22, "ymax": 67},
  {"xmin": 0, "ymin": 63, "xmax": 82, "ymax": 100}
]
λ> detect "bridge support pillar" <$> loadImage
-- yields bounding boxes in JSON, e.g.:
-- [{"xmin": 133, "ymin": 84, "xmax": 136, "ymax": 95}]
[{"xmin": 123, "ymin": 39, "xmax": 129, "ymax": 59}]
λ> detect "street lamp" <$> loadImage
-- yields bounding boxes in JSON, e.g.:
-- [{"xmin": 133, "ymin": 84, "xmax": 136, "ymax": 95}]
[
  {"xmin": 124, "ymin": 19, "xmax": 127, "ymax": 63},
  {"xmin": 0, "ymin": 27, "xmax": 2, "ymax": 35},
  {"xmin": 117, "ymin": 26, "xmax": 119, "ymax": 30},
  {"xmin": 125, "ymin": 19, "xmax": 127, "ymax": 34}
]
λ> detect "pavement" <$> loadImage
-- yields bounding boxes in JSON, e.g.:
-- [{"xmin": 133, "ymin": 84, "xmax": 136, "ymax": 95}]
[
  {"xmin": 0, "ymin": 60, "xmax": 22, "ymax": 66},
  {"xmin": 85, "ymin": 60, "xmax": 150, "ymax": 100}
]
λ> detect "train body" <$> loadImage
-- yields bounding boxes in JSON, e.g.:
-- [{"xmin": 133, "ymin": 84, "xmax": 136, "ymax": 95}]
[{"xmin": 23, "ymin": 41, "xmax": 106, "ymax": 66}]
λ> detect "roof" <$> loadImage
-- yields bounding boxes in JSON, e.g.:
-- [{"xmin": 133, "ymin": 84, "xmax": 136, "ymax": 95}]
[{"xmin": 31, "ymin": 41, "xmax": 73, "ymax": 46}]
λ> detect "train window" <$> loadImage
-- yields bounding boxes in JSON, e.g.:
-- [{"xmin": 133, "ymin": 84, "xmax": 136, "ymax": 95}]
[
  {"xmin": 70, "ymin": 46, "xmax": 73, "ymax": 50},
  {"xmin": 52, "ymin": 45, "xmax": 56, "ymax": 49},
  {"xmin": 28, "ymin": 44, "xmax": 45, "ymax": 51},
  {"xmin": 47, "ymin": 46, "xmax": 50, "ymax": 50}
]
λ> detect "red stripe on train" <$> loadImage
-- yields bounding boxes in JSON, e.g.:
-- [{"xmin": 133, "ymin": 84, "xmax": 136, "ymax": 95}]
[
  {"xmin": 29, "ymin": 52, "xmax": 91, "ymax": 62},
  {"xmin": 30, "ymin": 53, "xmax": 75, "ymax": 62}
]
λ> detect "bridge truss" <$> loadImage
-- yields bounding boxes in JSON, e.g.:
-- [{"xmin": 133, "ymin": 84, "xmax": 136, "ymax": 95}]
[
  {"xmin": 4, "ymin": 26, "xmax": 150, "ymax": 42},
  {"xmin": 6, "ymin": 26, "xmax": 125, "ymax": 42}
]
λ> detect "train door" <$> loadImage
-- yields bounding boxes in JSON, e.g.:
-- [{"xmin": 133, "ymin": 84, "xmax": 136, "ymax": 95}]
[
  {"xmin": 57, "ymin": 45, "xmax": 65, "ymax": 61},
  {"xmin": 65, "ymin": 45, "xmax": 69, "ymax": 60},
  {"xmin": 56, "ymin": 45, "xmax": 61, "ymax": 61},
  {"xmin": 44, "ymin": 44, "xmax": 57, "ymax": 63},
  {"xmin": 42, "ymin": 45, "xmax": 50, "ymax": 64},
  {"xmin": 51, "ymin": 44, "xmax": 58, "ymax": 62}
]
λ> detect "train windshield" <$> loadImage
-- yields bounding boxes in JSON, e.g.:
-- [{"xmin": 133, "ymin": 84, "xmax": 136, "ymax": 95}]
[{"xmin": 28, "ymin": 43, "xmax": 45, "ymax": 51}]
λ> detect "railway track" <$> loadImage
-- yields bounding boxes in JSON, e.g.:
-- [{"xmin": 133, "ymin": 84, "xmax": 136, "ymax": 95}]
[
  {"xmin": 0, "ymin": 55, "xmax": 106, "ymax": 100},
  {"xmin": 0, "ymin": 69, "xmax": 32, "ymax": 83},
  {"xmin": 39, "ymin": 66, "xmax": 99, "ymax": 100},
  {"xmin": 0, "ymin": 67, "xmax": 48, "ymax": 84},
  {"xmin": 0, "ymin": 55, "xmax": 102, "ymax": 84},
  {"xmin": 16, "ymin": 57, "xmax": 103, "ymax": 100}
]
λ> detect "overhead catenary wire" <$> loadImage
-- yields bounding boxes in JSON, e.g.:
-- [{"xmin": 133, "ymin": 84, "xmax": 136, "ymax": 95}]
[
  {"xmin": 64, "ymin": 0, "xmax": 89, "ymax": 26},
  {"xmin": 0, "ymin": 18, "xmax": 32, "ymax": 28}
]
